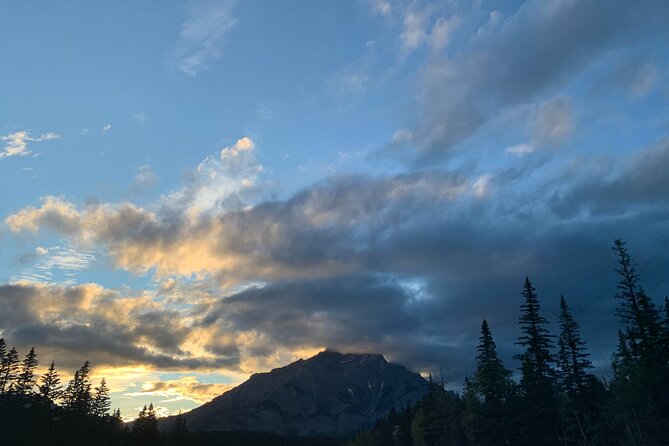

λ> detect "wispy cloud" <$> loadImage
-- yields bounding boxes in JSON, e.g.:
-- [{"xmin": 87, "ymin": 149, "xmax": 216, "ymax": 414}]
[
  {"xmin": 14, "ymin": 241, "xmax": 96, "ymax": 284},
  {"xmin": 171, "ymin": 0, "xmax": 238, "ymax": 77},
  {"xmin": 0, "ymin": 130, "xmax": 60, "ymax": 159}
]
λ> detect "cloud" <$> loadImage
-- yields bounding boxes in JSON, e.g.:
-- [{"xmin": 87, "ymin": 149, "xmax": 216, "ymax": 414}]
[
  {"xmin": 505, "ymin": 143, "xmax": 535, "ymax": 156},
  {"xmin": 124, "ymin": 376, "xmax": 233, "ymax": 404},
  {"xmin": 548, "ymin": 137, "xmax": 669, "ymax": 217},
  {"xmin": 130, "ymin": 164, "xmax": 158, "ymax": 196},
  {"xmin": 367, "ymin": 0, "xmax": 392, "ymax": 17},
  {"xmin": 102, "ymin": 124, "xmax": 112, "ymax": 134},
  {"xmin": 532, "ymin": 97, "xmax": 574, "ymax": 145},
  {"xmin": 609, "ymin": 57, "xmax": 659, "ymax": 98},
  {"xmin": 391, "ymin": 0, "xmax": 668, "ymax": 162},
  {"xmin": 3, "ymin": 132, "xmax": 669, "ymax": 384},
  {"xmin": 0, "ymin": 283, "xmax": 239, "ymax": 371},
  {"xmin": 0, "ymin": 130, "xmax": 60, "ymax": 159},
  {"xmin": 171, "ymin": 0, "xmax": 238, "ymax": 76},
  {"xmin": 14, "ymin": 241, "xmax": 96, "ymax": 284}
]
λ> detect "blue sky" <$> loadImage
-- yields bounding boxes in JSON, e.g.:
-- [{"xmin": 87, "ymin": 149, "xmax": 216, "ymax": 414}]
[{"xmin": 1, "ymin": 0, "xmax": 668, "ymax": 419}]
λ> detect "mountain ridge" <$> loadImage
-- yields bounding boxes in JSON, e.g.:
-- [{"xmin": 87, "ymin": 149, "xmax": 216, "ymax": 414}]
[{"xmin": 158, "ymin": 350, "xmax": 428, "ymax": 436}]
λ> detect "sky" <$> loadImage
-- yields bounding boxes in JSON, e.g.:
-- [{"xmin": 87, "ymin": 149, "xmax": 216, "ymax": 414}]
[{"xmin": 1, "ymin": 0, "xmax": 668, "ymax": 420}]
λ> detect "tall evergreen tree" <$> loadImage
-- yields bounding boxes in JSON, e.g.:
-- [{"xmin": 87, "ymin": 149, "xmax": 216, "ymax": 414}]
[
  {"xmin": 133, "ymin": 403, "xmax": 159, "ymax": 445},
  {"xmin": 609, "ymin": 240, "xmax": 669, "ymax": 445},
  {"xmin": 0, "ymin": 347, "xmax": 20, "ymax": 394},
  {"xmin": 38, "ymin": 360, "xmax": 63, "ymax": 401},
  {"xmin": 471, "ymin": 319, "xmax": 514, "ymax": 445},
  {"xmin": 612, "ymin": 239, "xmax": 663, "ymax": 367},
  {"xmin": 514, "ymin": 277, "xmax": 560, "ymax": 445},
  {"xmin": 556, "ymin": 296, "xmax": 602, "ymax": 445},
  {"xmin": 15, "ymin": 347, "xmax": 38, "ymax": 395},
  {"xmin": 63, "ymin": 361, "xmax": 93, "ymax": 414},
  {"xmin": 91, "ymin": 378, "xmax": 111, "ymax": 417},
  {"xmin": 557, "ymin": 297, "xmax": 592, "ymax": 394},
  {"xmin": 476, "ymin": 319, "xmax": 513, "ymax": 404}
]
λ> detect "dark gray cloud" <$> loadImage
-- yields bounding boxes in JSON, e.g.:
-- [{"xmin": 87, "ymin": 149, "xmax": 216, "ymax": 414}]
[{"xmin": 548, "ymin": 138, "xmax": 669, "ymax": 217}]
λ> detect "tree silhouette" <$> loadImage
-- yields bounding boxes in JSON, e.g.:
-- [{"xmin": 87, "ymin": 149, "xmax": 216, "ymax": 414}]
[
  {"xmin": 38, "ymin": 360, "xmax": 63, "ymax": 402},
  {"xmin": 0, "ymin": 347, "xmax": 19, "ymax": 394},
  {"xmin": 557, "ymin": 296, "xmax": 592, "ymax": 394},
  {"xmin": 63, "ymin": 360, "xmax": 93, "ymax": 415},
  {"xmin": 514, "ymin": 277, "xmax": 560, "ymax": 445},
  {"xmin": 15, "ymin": 347, "xmax": 38, "ymax": 395},
  {"xmin": 91, "ymin": 378, "xmax": 111, "ymax": 417}
]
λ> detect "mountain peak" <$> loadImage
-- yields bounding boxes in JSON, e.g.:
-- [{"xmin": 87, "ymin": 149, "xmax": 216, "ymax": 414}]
[{"xmin": 159, "ymin": 351, "xmax": 427, "ymax": 436}]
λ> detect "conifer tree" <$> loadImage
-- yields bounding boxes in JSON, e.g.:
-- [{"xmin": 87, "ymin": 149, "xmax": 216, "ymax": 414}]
[
  {"xmin": 91, "ymin": 378, "xmax": 111, "ymax": 417},
  {"xmin": 63, "ymin": 360, "xmax": 93, "ymax": 414},
  {"xmin": 39, "ymin": 360, "xmax": 63, "ymax": 401},
  {"xmin": 170, "ymin": 410, "xmax": 188, "ymax": 436},
  {"xmin": 609, "ymin": 240, "xmax": 669, "ymax": 445},
  {"xmin": 476, "ymin": 319, "xmax": 513, "ymax": 404},
  {"xmin": 15, "ymin": 347, "xmax": 38, "ymax": 395},
  {"xmin": 0, "ymin": 347, "xmax": 20, "ymax": 394},
  {"xmin": 471, "ymin": 319, "xmax": 514, "ymax": 445},
  {"xmin": 134, "ymin": 403, "xmax": 159, "ymax": 444},
  {"xmin": 514, "ymin": 277, "xmax": 560, "ymax": 445},
  {"xmin": 612, "ymin": 239, "xmax": 663, "ymax": 366},
  {"xmin": 557, "ymin": 297, "xmax": 592, "ymax": 394},
  {"xmin": 515, "ymin": 278, "xmax": 556, "ymax": 390}
]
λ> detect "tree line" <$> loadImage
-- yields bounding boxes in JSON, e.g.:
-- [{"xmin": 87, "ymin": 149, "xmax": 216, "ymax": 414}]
[
  {"xmin": 347, "ymin": 240, "xmax": 669, "ymax": 446},
  {"xmin": 0, "ymin": 341, "xmax": 192, "ymax": 445}
]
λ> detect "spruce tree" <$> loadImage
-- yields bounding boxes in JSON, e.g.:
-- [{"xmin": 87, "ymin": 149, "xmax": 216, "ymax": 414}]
[
  {"xmin": 473, "ymin": 319, "xmax": 513, "ymax": 445},
  {"xmin": 612, "ymin": 239, "xmax": 663, "ymax": 366},
  {"xmin": 39, "ymin": 360, "xmax": 63, "ymax": 401},
  {"xmin": 557, "ymin": 296, "xmax": 592, "ymax": 394},
  {"xmin": 514, "ymin": 277, "xmax": 560, "ymax": 445},
  {"xmin": 610, "ymin": 240, "xmax": 669, "ymax": 445},
  {"xmin": 91, "ymin": 378, "xmax": 111, "ymax": 417},
  {"xmin": 557, "ymin": 296, "xmax": 601, "ymax": 445},
  {"xmin": 170, "ymin": 410, "xmax": 188, "ymax": 436},
  {"xmin": 134, "ymin": 403, "xmax": 159, "ymax": 444},
  {"xmin": 0, "ymin": 347, "xmax": 20, "ymax": 394},
  {"xmin": 15, "ymin": 347, "xmax": 38, "ymax": 395},
  {"xmin": 63, "ymin": 360, "xmax": 93, "ymax": 414},
  {"xmin": 476, "ymin": 319, "xmax": 513, "ymax": 404}
]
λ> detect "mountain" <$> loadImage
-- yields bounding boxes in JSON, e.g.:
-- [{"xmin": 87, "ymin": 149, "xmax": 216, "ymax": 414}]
[{"xmin": 159, "ymin": 350, "xmax": 428, "ymax": 436}]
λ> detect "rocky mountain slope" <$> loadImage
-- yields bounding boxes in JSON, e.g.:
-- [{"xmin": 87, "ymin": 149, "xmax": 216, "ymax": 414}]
[{"xmin": 159, "ymin": 350, "xmax": 427, "ymax": 436}]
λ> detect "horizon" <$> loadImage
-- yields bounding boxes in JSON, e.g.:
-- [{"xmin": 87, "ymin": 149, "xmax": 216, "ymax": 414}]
[{"xmin": 1, "ymin": 0, "xmax": 668, "ymax": 421}]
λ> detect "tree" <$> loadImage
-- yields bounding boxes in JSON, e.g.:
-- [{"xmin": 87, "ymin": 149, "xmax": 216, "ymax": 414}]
[
  {"xmin": 39, "ymin": 360, "xmax": 63, "ymax": 402},
  {"xmin": 15, "ymin": 347, "xmax": 38, "ymax": 395},
  {"xmin": 133, "ymin": 403, "xmax": 159, "ymax": 444},
  {"xmin": 514, "ymin": 277, "xmax": 560, "ymax": 445},
  {"xmin": 557, "ymin": 296, "xmax": 602, "ymax": 445},
  {"xmin": 476, "ymin": 319, "xmax": 513, "ymax": 404},
  {"xmin": 557, "ymin": 296, "xmax": 592, "ymax": 394},
  {"xmin": 0, "ymin": 347, "xmax": 20, "ymax": 394},
  {"xmin": 469, "ymin": 319, "xmax": 514, "ymax": 445},
  {"xmin": 612, "ymin": 239, "xmax": 663, "ymax": 367},
  {"xmin": 63, "ymin": 361, "xmax": 93, "ymax": 414},
  {"xmin": 170, "ymin": 410, "xmax": 188, "ymax": 436},
  {"xmin": 91, "ymin": 378, "xmax": 111, "ymax": 417},
  {"xmin": 609, "ymin": 240, "xmax": 669, "ymax": 445}
]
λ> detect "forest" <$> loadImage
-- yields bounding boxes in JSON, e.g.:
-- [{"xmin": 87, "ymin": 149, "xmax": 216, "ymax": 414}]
[{"xmin": 0, "ymin": 239, "xmax": 667, "ymax": 445}]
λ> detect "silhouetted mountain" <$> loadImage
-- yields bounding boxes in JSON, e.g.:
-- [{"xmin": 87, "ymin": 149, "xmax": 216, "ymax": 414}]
[{"xmin": 159, "ymin": 351, "xmax": 428, "ymax": 436}]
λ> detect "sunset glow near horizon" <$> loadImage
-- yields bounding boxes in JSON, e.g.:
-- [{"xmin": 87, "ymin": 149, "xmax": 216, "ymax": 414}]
[{"xmin": 1, "ymin": 0, "xmax": 668, "ymax": 418}]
